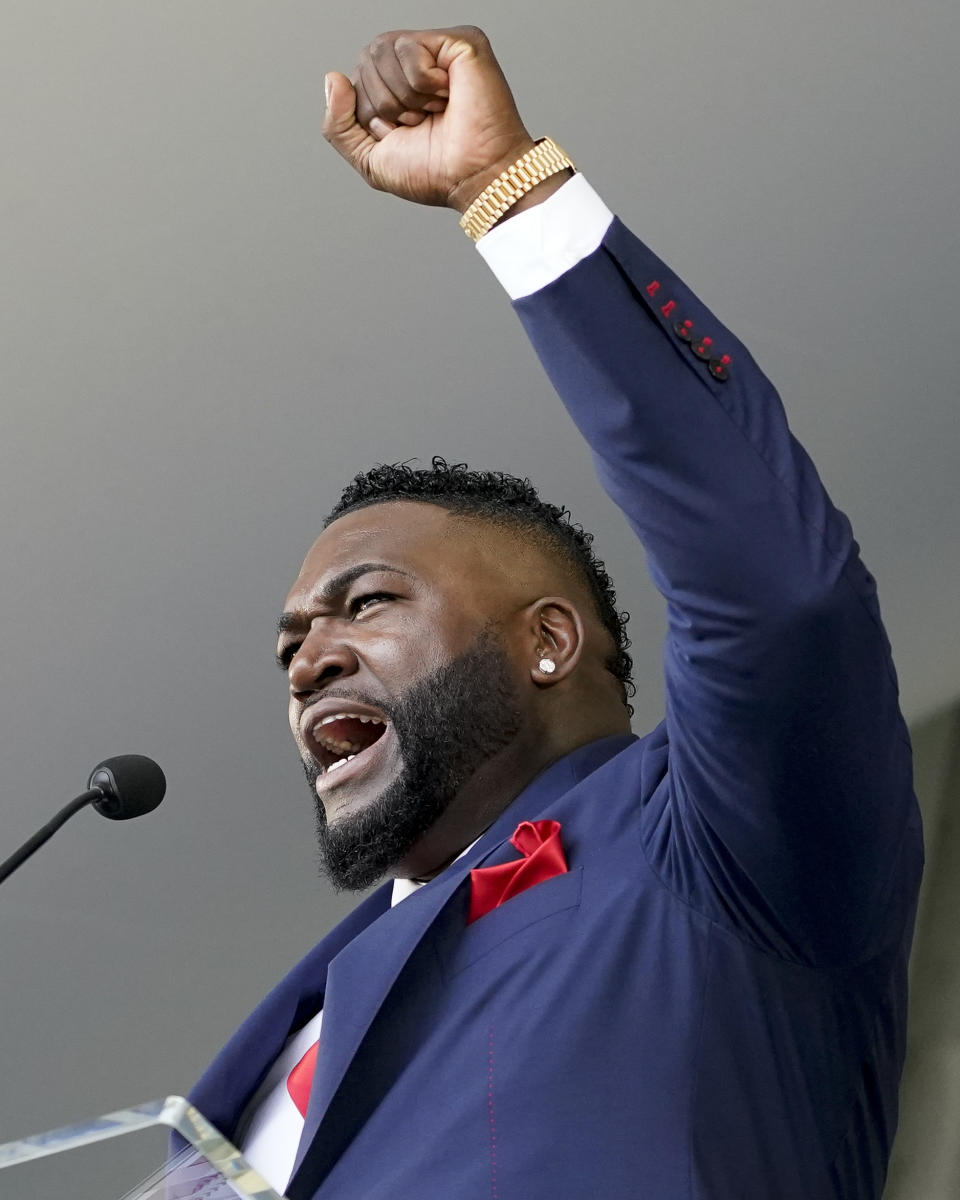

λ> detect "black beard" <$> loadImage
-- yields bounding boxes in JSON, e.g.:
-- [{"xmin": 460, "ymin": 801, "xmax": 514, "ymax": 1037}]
[{"xmin": 303, "ymin": 627, "xmax": 524, "ymax": 892}]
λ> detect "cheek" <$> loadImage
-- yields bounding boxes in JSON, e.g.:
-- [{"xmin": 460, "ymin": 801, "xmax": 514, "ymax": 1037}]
[
  {"xmin": 371, "ymin": 634, "xmax": 446, "ymax": 683},
  {"xmin": 364, "ymin": 611, "xmax": 453, "ymax": 675},
  {"xmin": 398, "ymin": 616, "xmax": 472, "ymax": 677},
  {"xmin": 415, "ymin": 596, "xmax": 488, "ymax": 656}
]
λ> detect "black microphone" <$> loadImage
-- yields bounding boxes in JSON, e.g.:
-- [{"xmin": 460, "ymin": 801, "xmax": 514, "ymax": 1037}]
[
  {"xmin": 0, "ymin": 755, "xmax": 166, "ymax": 887},
  {"xmin": 87, "ymin": 755, "xmax": 166, "ymax": 820}
]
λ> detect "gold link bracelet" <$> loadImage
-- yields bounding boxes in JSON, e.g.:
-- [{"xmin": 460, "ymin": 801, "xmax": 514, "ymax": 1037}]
[{"xmin": 459, "ymin": 137, "xmax": 576, "ymax": 242}]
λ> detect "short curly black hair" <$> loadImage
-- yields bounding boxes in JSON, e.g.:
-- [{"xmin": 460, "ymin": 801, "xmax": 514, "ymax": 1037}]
[{"xmin": 324, "ymin": 457, "xmax": 634, "ymax": 716}]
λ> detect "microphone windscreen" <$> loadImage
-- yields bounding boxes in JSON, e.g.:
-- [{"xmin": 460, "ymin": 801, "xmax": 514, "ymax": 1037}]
[{"xmin": 88, "ymin": 755, "xmax": 166, "ymax": 821}]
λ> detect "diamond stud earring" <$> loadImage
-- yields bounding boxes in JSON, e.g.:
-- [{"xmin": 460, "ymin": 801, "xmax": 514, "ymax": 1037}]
[{"xmin": 538, "ymin": 657, "xmax": 556, "ymax": 675}]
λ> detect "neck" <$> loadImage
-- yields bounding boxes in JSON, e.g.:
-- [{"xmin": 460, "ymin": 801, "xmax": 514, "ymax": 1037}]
[{"xmin": 391, "ymin": 714, "xmax": 628, "ymax": 881}]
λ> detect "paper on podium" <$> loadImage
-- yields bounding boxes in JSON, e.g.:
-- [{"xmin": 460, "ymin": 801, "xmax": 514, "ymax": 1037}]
[{"xmin": 0, "ymin": 1095, "xmax": 286, "ymax": 1199}]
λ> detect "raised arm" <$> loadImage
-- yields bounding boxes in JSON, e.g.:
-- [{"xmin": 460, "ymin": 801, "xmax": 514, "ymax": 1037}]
[{"xmin": 322, "ymin": 27, "xmax": 922, "ymax": 966}]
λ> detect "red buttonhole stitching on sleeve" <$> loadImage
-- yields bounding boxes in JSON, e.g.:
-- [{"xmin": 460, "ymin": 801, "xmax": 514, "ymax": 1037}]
[
  {"xmin": 645, "ymin": 280, "xmax": 661, "ymax": 296},
  {"xmin": 720, "ymin": 354, "xmax": 732, "ymax": 365},
  {"xmin": 661, "ymin": 300, "xmax": 676, "ymax": 317}
]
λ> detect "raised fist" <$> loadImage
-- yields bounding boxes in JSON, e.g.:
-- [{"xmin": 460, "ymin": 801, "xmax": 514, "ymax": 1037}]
[{"xmin": 322, "ymin": 26, "xmax": 536, "ymax": 211}]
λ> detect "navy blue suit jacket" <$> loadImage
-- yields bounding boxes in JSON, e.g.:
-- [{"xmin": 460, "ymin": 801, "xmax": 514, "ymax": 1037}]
[{"xmin": 190, "ymin": 218, "xmax": 923, "ymax": 1198}]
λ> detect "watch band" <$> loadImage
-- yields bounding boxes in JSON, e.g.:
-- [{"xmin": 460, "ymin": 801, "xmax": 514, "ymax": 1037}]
[{"xmin": 459, "ymin": 137, "xmax": 576, "ymax": 242}]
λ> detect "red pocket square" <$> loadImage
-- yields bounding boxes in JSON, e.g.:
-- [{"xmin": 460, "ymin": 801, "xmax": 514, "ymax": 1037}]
[{"xmin": 467, "ymin": 819, "xmax": 568, "ymax": 925}]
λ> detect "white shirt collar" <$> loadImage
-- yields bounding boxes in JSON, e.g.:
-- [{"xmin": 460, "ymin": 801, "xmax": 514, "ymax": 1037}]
[{"xmin": 390, "ymin": 833, "xmax": 484, "ymax": 906}]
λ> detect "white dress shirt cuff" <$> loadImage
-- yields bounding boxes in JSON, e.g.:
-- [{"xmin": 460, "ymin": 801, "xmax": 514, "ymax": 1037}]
[{"xmin": 475, "ymin": 174, "xmax": 614, "ymax": 300}]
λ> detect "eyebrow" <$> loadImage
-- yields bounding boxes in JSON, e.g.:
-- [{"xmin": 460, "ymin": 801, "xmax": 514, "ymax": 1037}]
[{"xmin": 275, "ymin": 562, "xmax": 413, "ymax": 641}]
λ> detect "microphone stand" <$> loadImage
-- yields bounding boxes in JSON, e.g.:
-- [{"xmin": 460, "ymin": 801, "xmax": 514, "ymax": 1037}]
[{"xmin": 0, "ymin": 789, "xmax": 103, "ymax": 886}]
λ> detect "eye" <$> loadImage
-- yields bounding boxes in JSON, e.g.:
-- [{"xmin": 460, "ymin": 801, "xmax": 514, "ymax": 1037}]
[
  {"xmin": 349, "ymin": 592, "xmax": 393, "ymax": 616},
  {"xmin": 277, "ymin": 642, "xmax": 301, "ymax": 670},
  {"xmin": 276, "ymin": 593, "xmax": 396, "ymax": 668}
]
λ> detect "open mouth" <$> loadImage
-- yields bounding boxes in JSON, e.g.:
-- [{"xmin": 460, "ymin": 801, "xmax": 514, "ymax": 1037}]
[{"xmin": 307, "ymin": 710, "xmax": 390, "ymax": 777}]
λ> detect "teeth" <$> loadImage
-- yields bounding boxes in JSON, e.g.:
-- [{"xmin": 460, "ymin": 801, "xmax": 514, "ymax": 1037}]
[
  {"xmin": 324, "ymin": 738, "xmax": 356, "ymax": 753},
  {"xmin": 310, "ymin": 712, "xmax": 387, "ymax": 774},
  {"xmin": 312, "ymin": 713, "xmax": 387, "ymax": 756},
  {"xmin": 317, "ymin": 712, "xmax": 385, "ymax": 727}
]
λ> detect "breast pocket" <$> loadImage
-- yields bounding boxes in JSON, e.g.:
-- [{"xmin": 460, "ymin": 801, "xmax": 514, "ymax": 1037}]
[{"xmin": 440, "ymin": 866, "xmax": 584, "ymax": 980}]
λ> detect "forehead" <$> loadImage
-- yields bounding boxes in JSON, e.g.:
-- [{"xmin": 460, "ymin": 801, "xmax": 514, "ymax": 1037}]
[{"xmin": 286, "ymin": 501, "xmax": 506, "ymax": 605}]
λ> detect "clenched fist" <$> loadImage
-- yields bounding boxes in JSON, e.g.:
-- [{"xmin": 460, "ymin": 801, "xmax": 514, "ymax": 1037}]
[{"xmin": 323, "ymin": 26, "xmax": 552, "ymax": 213}]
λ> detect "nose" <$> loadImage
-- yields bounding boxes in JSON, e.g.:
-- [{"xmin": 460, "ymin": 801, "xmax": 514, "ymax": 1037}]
[{"xmin": 288, "ymin": 628, "xmax": 359, "ymax": 699}]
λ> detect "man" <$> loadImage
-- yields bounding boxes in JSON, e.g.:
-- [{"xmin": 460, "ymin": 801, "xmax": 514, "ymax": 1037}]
[{"xmin": 189, "ymin": 27, "xmax": 922, "ymax": 1199}]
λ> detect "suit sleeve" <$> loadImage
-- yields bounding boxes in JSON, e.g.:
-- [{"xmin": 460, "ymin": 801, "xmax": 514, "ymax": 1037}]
[{"xmin": 506, "ymin": 211, "xmax": 922, "ymax": 966}]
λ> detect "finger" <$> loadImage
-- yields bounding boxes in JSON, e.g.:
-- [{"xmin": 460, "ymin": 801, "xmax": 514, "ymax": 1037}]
[
  {"xmin": 353, "ymin": 74, "xmax": 397, "ymax": 138},
  {"xmin": 358, "ymin": 56, "xmax": 407, "ymax": 125},
  {"xmin": 369, "ymin": 116, "xmax": 395, "ymax": 140},
  {"xmin": 394, "ymin": 35, "xmax": 450, "ymax": 98},
  {"xmin": 322, "ymin": 71, "xmax": 376, "ymax": 161},
  {"xmin": 369, "ymin": 37, "xmax": 443, "ymax": 113}
]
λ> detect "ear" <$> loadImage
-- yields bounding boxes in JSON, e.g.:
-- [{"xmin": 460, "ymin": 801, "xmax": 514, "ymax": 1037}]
[{"xmin": 527, "ymin": 597, "xmax": 584, "ymax": 688}]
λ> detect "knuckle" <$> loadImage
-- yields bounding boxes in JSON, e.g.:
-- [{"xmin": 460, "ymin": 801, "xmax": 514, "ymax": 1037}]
[
  {"xmin": 394, "ymin": 37, "xmax": 428, "ymax": 65},
  {"xmin": 393, "ymin": 31, "xmax": 419, "ymax": 55},
  {"xmin": 369, "ymin": 30, "xmax": 402, "ymax": 57},
  {"xmin": 401, "ymin": 60, "xmax": 433, "ymax": 89}
]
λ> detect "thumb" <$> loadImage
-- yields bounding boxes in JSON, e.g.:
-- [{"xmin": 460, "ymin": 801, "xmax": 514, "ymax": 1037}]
[{"xmin": 322, "ymin": 71, "xmax": 368, "ymax": 163}]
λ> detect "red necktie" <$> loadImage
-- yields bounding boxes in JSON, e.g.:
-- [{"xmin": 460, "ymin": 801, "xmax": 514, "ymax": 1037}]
[{"xmin": 287, "ymin": 1039, "xmax": 319, "ymax": 1118}]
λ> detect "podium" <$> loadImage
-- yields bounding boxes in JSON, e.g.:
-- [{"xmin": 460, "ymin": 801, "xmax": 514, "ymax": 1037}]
[{"xmin": 0, "ymin": 1095, "xmax": 285, "ymax": 1199}]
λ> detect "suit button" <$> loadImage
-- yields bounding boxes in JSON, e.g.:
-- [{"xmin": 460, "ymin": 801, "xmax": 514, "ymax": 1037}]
[
  {"xmin": 708, "ymin": 356, "xmax": 731, "ymax": 381},
  {"xmin": 691, "ymin": 336, "xmax": 715, "ymax": 360},
  {"xmin": 674, "ymin": 319, "xmax": 695, "ymax": 342}
]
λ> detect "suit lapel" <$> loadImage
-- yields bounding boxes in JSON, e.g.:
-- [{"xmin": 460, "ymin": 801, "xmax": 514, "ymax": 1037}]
[
  {"xmin": 289, "ymin": 831, "xmax": 511, "ymax": 1186},
  {"xmin": 288, "ymin": 734, "xmax": 637, "ymax": 1193},
  {"xmin": 187, "ymin": 882, "xmax": 392, "ymax": 1141}
]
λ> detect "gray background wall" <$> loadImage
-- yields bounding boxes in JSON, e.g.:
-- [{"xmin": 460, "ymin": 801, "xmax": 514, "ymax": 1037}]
[{"xmin": 1, "ymin": 1, "xmax": 957, "ymax": 1194}]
